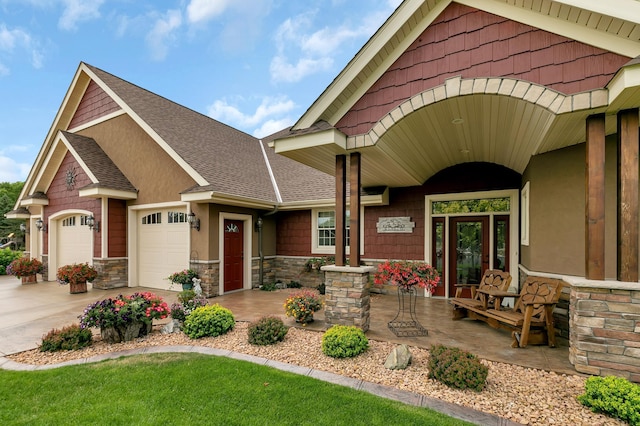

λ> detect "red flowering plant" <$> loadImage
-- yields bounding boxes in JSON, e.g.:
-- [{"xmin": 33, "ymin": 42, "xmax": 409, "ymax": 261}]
[
  {"xmin": 79, "ymin": 292, "xmax": 170, "ymax": 330},
  {"xmin": 373, "ymin": 260, "xmax": 440, "ymax": 294},
  {"xmin": 7, "ymin": 257, "xmax": 43, "ymax": 278},
  {"xmin": 56, "ymin": 263, "xmax": 98, "ymax": 285}
]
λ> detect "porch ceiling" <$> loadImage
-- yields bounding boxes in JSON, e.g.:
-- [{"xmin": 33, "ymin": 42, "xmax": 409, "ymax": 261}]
[{"xmin": 286, "ymin": 92, "xmax": 616, "ymax": 188}]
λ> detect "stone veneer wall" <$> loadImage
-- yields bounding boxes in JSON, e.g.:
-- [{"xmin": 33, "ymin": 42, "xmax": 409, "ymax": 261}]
[
  {"xmin": 274, "ymin": 256, "xmax": 326, "ymax": 288},
  {"xmin": 191, "ymin": 261, "xmax": 220, "ymax": 298},
  {"xmin": 322, "ymin": 265, "xmax": 373, "ymax": 331},
  {"xmin": 92, "ymin": 258, "xmax": 127, "ymax": 289},
  {"xmin": 252, "ymin": 256, "xmax": 276, "ymax": 287},
  {"xmin": 41, "ymin": 255, "xmax": 49, "ymax": 281},
  {"xmin": 568, "ymin": 279, "xmax": 640, "ymax": 383}
]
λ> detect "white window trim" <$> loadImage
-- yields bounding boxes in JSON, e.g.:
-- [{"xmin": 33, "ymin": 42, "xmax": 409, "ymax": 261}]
[
  {"xmin": 311, "ymin": 207, "xmax": 364, "ymax": 255},
  {"xmin": 520, "ymin": 182, "xmax": 530, "ymax": 246}
]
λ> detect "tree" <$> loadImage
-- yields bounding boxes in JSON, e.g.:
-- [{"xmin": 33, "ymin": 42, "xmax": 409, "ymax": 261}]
[{"xmin": 0, "ymin": 182, "xmax": 25, "ymax": 248}]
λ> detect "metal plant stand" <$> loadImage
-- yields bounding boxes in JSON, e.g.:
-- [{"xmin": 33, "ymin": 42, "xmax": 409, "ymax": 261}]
[{"xmin": 388, "ymin": 286, "xmax": 428, "ymax": 337}]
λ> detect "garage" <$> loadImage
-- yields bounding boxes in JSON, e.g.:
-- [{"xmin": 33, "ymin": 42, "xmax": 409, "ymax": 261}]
[
  {"xmin": 137, "ymin": 208, "xmax": 189, "ymax": 290},
  {"xmin": 56, "ymin": 215, "xmax": 93, "ymax": 268}
]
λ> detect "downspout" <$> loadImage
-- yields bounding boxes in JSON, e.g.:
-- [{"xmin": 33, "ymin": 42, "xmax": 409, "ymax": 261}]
[
  {"xmin": 257, "ymin": 206, "xmax": 279, "ymax": 287},
  {"xmin": 258, "ymin": 139, "xmax": 282, "ymax": 287}
]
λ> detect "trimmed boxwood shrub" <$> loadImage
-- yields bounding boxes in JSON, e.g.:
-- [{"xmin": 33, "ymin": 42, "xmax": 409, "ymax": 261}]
[
  {"xmin": 39, "ymin": 324, "xmax": 93, "ymax": 352},
  {"xmin": 578, "ymin": 375, "xmax": 640, "ymax": 425},
  {"xmin": 182, "ymin": 304, "xmax": 235, "ymax": 339},
  {"xmin": 248, "ymin": 316, "xmax": 289, "ymax": 346},
  {"xmin": 321, "ymin": 325, "xmax": 368, "ymax": 358},
  {"xmin": 427, "ymin": 344, "xmax": 488, "ymax": 392}
]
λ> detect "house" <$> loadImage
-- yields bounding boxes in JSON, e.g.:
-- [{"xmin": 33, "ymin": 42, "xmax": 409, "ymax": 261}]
[
  {"xmin": 7, "ymin": 0, "xmax": 640, "ymax": 380},
  {"xmin": 270, "ymin": 0, "xmax": 640, "ymax": 381},
  {"xmin": 5, "ymin": 62, "xmax": 347, "ymax": 296}
]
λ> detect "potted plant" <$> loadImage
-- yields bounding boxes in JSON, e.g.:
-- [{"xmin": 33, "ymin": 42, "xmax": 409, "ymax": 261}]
[
  {"xmin": 167, "ymin": 269, "xmax": 199, "ymax": 290},
  {"xmin": 373, "ymin": 260, "xmax": 440, "ymax": 294},
  {"xmin": 373, "ymin": 260, "xmax": 440, "ymax": 337},
  {"xmin": 284, "ymin": 289, "xmax": 323, "ymax": 324},
  {"xmin": 79, "ymin": 292, "xmax": 170, "ymax": 343},
  {"xmin": 7, "ymin": 257, "xmax": 43, "ymax": 284},
  {"xmin": 56, "ymin": 263, "xmax": 98, "ymax": 294}
]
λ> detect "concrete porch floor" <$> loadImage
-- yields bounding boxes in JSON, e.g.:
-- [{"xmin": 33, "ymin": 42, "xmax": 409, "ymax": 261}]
[{"xmin": 0, "ymin": 275, "xmax": 576, "ymax": 376}]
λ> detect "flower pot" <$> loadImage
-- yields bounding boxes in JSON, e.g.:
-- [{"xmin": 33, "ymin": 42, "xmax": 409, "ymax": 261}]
[
  {"xmin": 69, "ymin": 281, "xmax": 88, "ymax": 294},
  {"xmin": 295, "ymin": 313, "xmax": 314, "ymax": 324},
  {"xmin": 100, "ymin": 321, "xmax": 152, "ymax": 344},
  {"xmin": 182, "ymin": 283, "xmax": 194, "ymax": 291},
  {"xmin": 21, "ymin": 275, "xmax": 37, "ymax": 284}
]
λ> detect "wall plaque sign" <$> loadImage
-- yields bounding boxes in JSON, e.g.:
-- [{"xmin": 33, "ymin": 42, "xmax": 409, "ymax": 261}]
[{"xmin": 376, "ymin": 217, "xmax": 415, "ymax": 233}]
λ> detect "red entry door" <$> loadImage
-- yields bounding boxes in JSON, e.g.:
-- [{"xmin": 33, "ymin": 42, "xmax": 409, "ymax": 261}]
[{"xmin": 224, "ymin": 219, "xmax": 244, "ymax": 292}]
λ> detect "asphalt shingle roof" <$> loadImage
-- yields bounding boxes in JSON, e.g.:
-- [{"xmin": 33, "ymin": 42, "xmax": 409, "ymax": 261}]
[
  {"xmin": 84, "ymin": 63, "xmax": 334, "ymax": 205},
  {"xmin": 62, "ymin": 131, "xmax": 137, "ymax": 193}
]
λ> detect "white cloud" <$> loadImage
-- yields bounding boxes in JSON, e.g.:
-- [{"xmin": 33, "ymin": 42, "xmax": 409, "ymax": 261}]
[
  {"xmin": 252, "ymin": 118, "xmax": 294, "ymax": 139},
  {"xmin": 146, "ymin": 9, "xmax": 182, "ymax": 61},
  {"xmin": 269, "ymin": 7, "xmax": 388, "ymax": 84},
  {"xmin": 58, "ymin": 0, "xmax": 104, "ymax": 31},
  {"xmin": 0, "ymin": 24, "xmax": 44, "ymax": 71},
  {"xmin": 186, "ymin": 0, "xmax": 232, "ymax": 24},
  {"xmin": 270, "ymin": 55, "xmax": 332, "ymax": 84},
  {"xmin": 206, "ymin": 96, "xmax": 296, "ymax": 134},
  {"xmin": 0, "ymin": 155, "xmax": 31, "ymax": 182}
]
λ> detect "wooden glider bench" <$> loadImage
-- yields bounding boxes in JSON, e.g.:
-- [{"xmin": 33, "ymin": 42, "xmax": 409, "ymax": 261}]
[
  {"xmin": 451, "ymin": 269, "xmax": 512, "ymax": 317},
  {"xmin": 451, "ymin": 275, "xmax": 564, "ymax": 348}
]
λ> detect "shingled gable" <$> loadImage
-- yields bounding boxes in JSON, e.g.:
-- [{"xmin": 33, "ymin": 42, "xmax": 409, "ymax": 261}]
[
  {"xmin": 272, "ymin": 0, "xmax": 640, "ymax": 188},
  {"xmin": 60, "ymin": 131, "xmax": 137, "ymax": 198},
  {"xmin": 82, "ymin": 63, "xmax": 336, "ymax": 207}
]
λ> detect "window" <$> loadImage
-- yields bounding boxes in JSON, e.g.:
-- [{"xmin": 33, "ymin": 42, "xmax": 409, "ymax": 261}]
[
  {"xmin": 520, "ymin": 182, "xmax": 530, "ymax": 246},
  {"xmin": 313, "ymin": 210, "xmax": 350, "ymax": 253},
  {"xmin": 168, "ymin": 212, "xmax": 187, "ymax": 224},
  {"xmin": 142, "ymin": 212, "xmax": 161, "ymax": 225},
  {"xmin": 79, "ymin": 215, "xmax": 91, "ymax": 226},
  {"xmin": 62, "ymin": 216, "xmax": 76, "ymax": 227}
]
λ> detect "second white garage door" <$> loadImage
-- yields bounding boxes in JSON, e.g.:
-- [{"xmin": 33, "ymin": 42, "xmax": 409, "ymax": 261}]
[{"xmin": 137, "ymin": 209, "xmax": 189, "ymax": 290}]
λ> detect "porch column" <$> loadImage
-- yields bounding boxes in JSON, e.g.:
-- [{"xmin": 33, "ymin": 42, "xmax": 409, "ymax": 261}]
[
  {"xmin": 585, "ymin": 114, "xmax": 605, "ymax": 280},
  {"xmin": 617, "ymin": 108, "xmax": 639, "ymax": 282},
  {"xmin": 335, "ymin": 155, "xmax": 346, "ymax": 267},
  {"xmin": 349, "ymin": 153, "xmax": 361, "ymax": 267}
]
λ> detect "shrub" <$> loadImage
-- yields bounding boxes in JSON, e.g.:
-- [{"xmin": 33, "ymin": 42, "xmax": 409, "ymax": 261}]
[
  {"xmin": 578, "ymin": 376, "xmax": 640, "ymax": 425},
  {"xmin": 0, "ymin": 248, "xmax": 22, "ymax": 275},
  {"xmin": 427, "ymin": 344, "xmax": 488, "ymax": 392},
  {"xmin": 286, "ymin": 280, "xmax": 302, "ymax": 288},
  {"xmin": 321, "ymin": 325, "xmax": 369, "ymax": 358},
  {"xmin": 248, "ymin": 316, "xmax": 289, "ymax": 346},
  {"xmin": 182, "ymin": 304, "xmax": 235, "ymax": 339},
  {"xmin": 39, "ymin": 324, "xmax": 93, "ymax": 352},
  {"xmin": 178, "ymin": 290, "xmax": 196, "ymax": 303},
  {"xmin": 170, "ymin": 292, "xmax": 207, "ymax": 322},
  {"xmin": 260, "ymin": 282, "xmax": 277, "ymax": 291}
]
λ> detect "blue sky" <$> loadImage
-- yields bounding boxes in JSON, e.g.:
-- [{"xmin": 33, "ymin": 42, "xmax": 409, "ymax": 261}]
[{"xmin": 0, "ymin": 0, "xmax": 401, "ymax": 182}]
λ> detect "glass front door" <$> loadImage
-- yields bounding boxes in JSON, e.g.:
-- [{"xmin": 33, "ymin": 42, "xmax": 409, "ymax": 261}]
[{"xmin": 449, "ymin": 217, "xmax": 489, "ymax": 297}]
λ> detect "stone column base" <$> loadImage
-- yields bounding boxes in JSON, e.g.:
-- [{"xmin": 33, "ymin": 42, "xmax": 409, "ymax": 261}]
[{"xmin": 322, "ymin": 265, "xmax": 374, "ymax": 332}]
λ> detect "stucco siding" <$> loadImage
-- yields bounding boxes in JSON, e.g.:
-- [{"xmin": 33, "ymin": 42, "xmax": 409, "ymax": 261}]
[
  {"xmin": 521, "ymin": 138, "xmax": 618, "ymax": 278},
  {"xmin": 77, "ymin": 114, "xmax": 197, "ymax": 205}
]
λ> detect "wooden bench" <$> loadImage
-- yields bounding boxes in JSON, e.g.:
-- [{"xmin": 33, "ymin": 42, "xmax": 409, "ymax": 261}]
[
  {"xmin": 452, "ymin": 276, "xmax": 564, "ymax": 348},
  {"xmin": 451, "ymin": 269, "xmax": 512, "ymax": 319}
]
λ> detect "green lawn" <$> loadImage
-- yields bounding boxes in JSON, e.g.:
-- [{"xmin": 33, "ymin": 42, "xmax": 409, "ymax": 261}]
[{"xmin": 0, "ymin": 353, "xmax": 472, "ymax": 425}]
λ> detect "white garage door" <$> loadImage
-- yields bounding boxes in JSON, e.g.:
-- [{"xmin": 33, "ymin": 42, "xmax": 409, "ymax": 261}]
[
  {"xmin": 137, "ymin": 209, "xmax": 189, "ymax": 290},
  {"xmin": 57, "ymin": 215, "xmax": 93, "ymax": 268}
]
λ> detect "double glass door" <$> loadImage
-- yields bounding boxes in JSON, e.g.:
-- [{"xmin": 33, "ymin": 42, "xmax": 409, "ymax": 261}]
[{"xmin": 431, "ymin": 215, "xmax": 509, "ymax": 298}]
